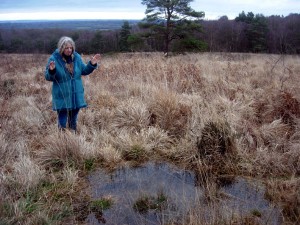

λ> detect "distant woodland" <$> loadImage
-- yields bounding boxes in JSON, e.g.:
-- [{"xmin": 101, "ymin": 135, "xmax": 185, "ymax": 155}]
[{"xmin": 0, "ymin": 13, "xmax": 299, "ymax": 54}]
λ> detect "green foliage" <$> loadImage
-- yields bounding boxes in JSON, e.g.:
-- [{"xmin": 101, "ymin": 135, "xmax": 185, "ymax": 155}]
[
  {"xmin": 141, "ymin": 0, "xmax": 205, "ymax": 54},
  {"xmin": 156, "ymin": 191, "xmax": 167, "ymax": 205},
  {"xmin": 0, "ymin": 33, "xmax": 4, "ymax": 51},
  {"xmin": 90, "ymin": 31, "xmax": 104, "ymax": 52},
  {"xmin": 84, "ymin": 158, "xmax": 96, "ymax": 171},
  {"xmin": 24, "ymin": 192, "xmax": 38, "ymax": 214},
  {"xmin": 235, "ymin": 11, "xmax": 254, "ymax": 23},
  {"xmin": 0, "ymin": 201, "xmax": 14, "ymax": 219},
  {"xmin": 172, "ymin": 37, "xmax": 208, "ymax": 52},
  {"xmin": 119, "ymin": 21, "xmax": 131, "ymax": 52},
  {"xmin": 251, "ymin": 209, "xmax": 262, "ymax": 217},
  {"xmin": 133, "ymin": 195, "xmax": 151, "ymax": 213},
  {"xmin": 235, "ymin": 11, "xmax": 269, "ymax": 52},
  {"xmin": 133, "ymin": 192, "xmax": 168, "ymax": 213},
  {"xmin": 127, "ymin": 34, "xmax": 144, "ymax": 51},
  {"xmin": 90, "ymin": 198, "xmax": 113, "ymax": 211},
  {"xmin": 122, "ymin": 144, "xmax": 146, "ymax": 161},
  {"xmin": 9, "ymin": 38, "xmax": 24, "ymax": 53},
  {"xmin": 250, "ymin": 15, "xmax": 268, "ymax": 52}
]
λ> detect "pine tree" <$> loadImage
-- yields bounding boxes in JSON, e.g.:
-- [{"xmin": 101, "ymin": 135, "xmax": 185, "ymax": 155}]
[
  {"xmin": 141, "ymin": 0, "xmax": 204, "ymax": 55},
  {"xmin": 235, "ymin": 12, "xmax": 268, "ymax": 52},
  {"xmin": 119, "ymin": 21, "xmax": 131, "ymax": 52}
]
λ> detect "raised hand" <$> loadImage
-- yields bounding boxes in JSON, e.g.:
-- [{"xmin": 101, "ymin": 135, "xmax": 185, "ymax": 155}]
[
  {"xmin": 91, "ymin": 54, "xmax": 101, "ymax": 66},
  {"xmin": 49, "ymin": 61, "xmax": 56, "ymax": 70}
]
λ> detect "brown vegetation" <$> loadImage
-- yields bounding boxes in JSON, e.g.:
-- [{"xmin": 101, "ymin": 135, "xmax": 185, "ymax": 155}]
[{"xmin": 0, "ymin": 52, "xmax": 299, "ymax": 224}]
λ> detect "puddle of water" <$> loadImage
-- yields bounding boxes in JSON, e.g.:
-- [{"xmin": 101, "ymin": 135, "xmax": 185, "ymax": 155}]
[{"xmin": 87, "ymin": 162, "xmax": 281, "ymax": 225}]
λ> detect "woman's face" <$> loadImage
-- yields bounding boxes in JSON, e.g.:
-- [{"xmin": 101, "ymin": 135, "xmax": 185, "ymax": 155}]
[{"xmin": 63, "ymin": 43, "xmax": 73, "ymax": 56}]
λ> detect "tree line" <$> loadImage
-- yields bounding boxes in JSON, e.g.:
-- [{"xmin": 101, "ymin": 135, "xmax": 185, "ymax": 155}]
[{"xmin": 0, "ymin": 13, "xmax": 299, "ymax": 55}]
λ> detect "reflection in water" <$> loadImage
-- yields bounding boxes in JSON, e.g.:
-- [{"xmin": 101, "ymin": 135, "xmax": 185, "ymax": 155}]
[{"xmin": 87, "ymin": 162, "xmax": 281, "ymax": 225}]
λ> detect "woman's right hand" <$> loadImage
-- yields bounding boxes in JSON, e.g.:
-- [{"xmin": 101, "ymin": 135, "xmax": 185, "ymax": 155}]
[{"xmin": 49, "ymin": 61, "xmax": 56, "ymax": 70}]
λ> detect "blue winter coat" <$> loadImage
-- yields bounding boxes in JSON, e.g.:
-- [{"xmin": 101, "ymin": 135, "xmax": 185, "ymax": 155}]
[{"xmin": 45, "ymin": 49, "xmax": 97, "ymax": 110}]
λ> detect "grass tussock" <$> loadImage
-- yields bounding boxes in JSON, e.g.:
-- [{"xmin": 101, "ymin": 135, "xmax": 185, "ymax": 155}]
[
  {"xmin": 196, "ymin": 119, "xmax": 238, "ymax": 176},
  {"xmin": 109, "ymin": 98, "xmax": 150, "ymax": 134},
  {"xmin": 11, "ymin": 155, "xmax": 45, "ymax": 191},
  {"xmin": 0, "ymin": 52, "xmax": 300, "ymax": 224},
  {"xmin": 37, "ymin": 131, "xmax": 95, "ymax": 170},
  {"xmin": 148, "ymin": 90, "xmax": 192, "ymax": 138}
]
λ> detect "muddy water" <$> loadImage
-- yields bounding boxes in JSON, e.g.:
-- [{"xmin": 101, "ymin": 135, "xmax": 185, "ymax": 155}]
[{"xmin": 87, "ymin": 162, "xmax": 281, "ymax": 225}]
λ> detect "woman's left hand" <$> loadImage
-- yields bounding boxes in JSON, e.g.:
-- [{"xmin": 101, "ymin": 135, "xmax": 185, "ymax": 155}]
[{"xmin": 91, "ymin": 54, "xmax": 101, "ymax": 65}]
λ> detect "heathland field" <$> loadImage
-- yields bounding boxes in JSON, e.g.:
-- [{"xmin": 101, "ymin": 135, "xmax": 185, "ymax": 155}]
[{"xmin": 0, "ymin": 52, "xmax": 299, "ymax": 224}]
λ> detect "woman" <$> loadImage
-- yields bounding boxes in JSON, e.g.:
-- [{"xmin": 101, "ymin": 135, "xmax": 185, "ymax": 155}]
[{"xmin": 45, "ymin": 36, "xmax": 101, "ymax": 132}]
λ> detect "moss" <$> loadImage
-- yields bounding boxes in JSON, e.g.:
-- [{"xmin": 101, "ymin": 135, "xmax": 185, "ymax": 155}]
[
  {"xmin": 133, "ymin": 192, "xmax": 168, "ymax": 213},
  {"xmin": 90, "ymin": 198, "xmax": 113, "ymax": 211}
]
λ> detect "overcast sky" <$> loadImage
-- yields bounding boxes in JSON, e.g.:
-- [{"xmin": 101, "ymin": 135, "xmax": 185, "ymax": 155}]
[{"xmin": 0, "ymin": 0, "xmax": 299, "ymax": 21}]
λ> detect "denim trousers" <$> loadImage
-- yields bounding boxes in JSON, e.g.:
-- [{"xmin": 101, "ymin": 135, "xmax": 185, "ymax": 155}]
[{"xmin": 57, "ymin": 108, "xmax": 80, "ymax": 131}]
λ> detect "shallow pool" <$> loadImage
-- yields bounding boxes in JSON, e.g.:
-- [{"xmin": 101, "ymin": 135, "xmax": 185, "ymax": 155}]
[{"xmin": 87, "ymin": 162, "xmax": 281, "ymax": 225}]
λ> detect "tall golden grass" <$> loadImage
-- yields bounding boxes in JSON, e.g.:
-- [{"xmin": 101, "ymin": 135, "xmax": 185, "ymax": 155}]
[{"xmin": 0, "ymin": 52, "xmax": 299, "ymax": 224}]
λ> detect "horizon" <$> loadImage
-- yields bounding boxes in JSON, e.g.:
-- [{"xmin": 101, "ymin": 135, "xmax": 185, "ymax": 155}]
[
  {"xmin": 0, "ymin": 18, "xmax": 142, "ymax": 22},
  {"xmin": 0, "ymin": 12, "xmax": 296, "ymax": 22},
  {"xmin": 0, "ymin": 12, "xmax": 297, "ymax": 23},
  {"xmin": 0, "ymin": 0, "xmax": 299, "ymax": 21}
]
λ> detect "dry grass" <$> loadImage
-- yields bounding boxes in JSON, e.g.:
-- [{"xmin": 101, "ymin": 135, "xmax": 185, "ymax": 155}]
[
  {"xmin": 0, "ymin": 52, "xmax": 300, "ymax": 224},
  {"xmin": 265, "ymin": 177, "xmax": 300, "ymax": 223}
]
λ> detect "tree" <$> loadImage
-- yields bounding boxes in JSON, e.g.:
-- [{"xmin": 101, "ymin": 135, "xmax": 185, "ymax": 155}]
[
  {"xmin": 235, "ymin": 12, "xmax": 268, "ymax": 52},
  {"xmin": 119, "ymin": 21, "xmax": 131, "ymax": 52},
  {"xmin": 127, "ymin": 34, "xmax": 145, "ymax": 51},
  {"xmin": 236, "ymin": 11, "xmax": 254, "ymax": 24},
  {"xmin": 141, "ymin": 0, "xmax": 205, "ymax": 55},
  {"xmin": 248, "ymin": 14, "xmax": 268, "ymax": 52},
  {"xmin": 172, "ymin": 37, "xmax": 208, "ymax": 52},
  {"xmin": 284, "ymin": 14, "xmax": 300, "ymax": 53},
  {"xmin": 0, "ymin": 32, "xmax": 4, "ymax": 51},
  {"xmin": 9, "ymin": 38, "xmax": 24, "ymax": 53},
  {"xmin": 90, "ymin": 31, "xmax": 104, "ymax": 53}
]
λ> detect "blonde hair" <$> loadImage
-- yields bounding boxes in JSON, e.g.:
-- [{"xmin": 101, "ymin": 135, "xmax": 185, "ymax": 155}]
[{"xmin": 57, "ymin": 36, "xmax": 75, "ymax": 55}]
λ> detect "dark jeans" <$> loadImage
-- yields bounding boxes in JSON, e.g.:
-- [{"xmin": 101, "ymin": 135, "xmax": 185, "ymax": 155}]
[{"xmin": 57, "ymin": 108, "xmax": 80, "ymax": 131}]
